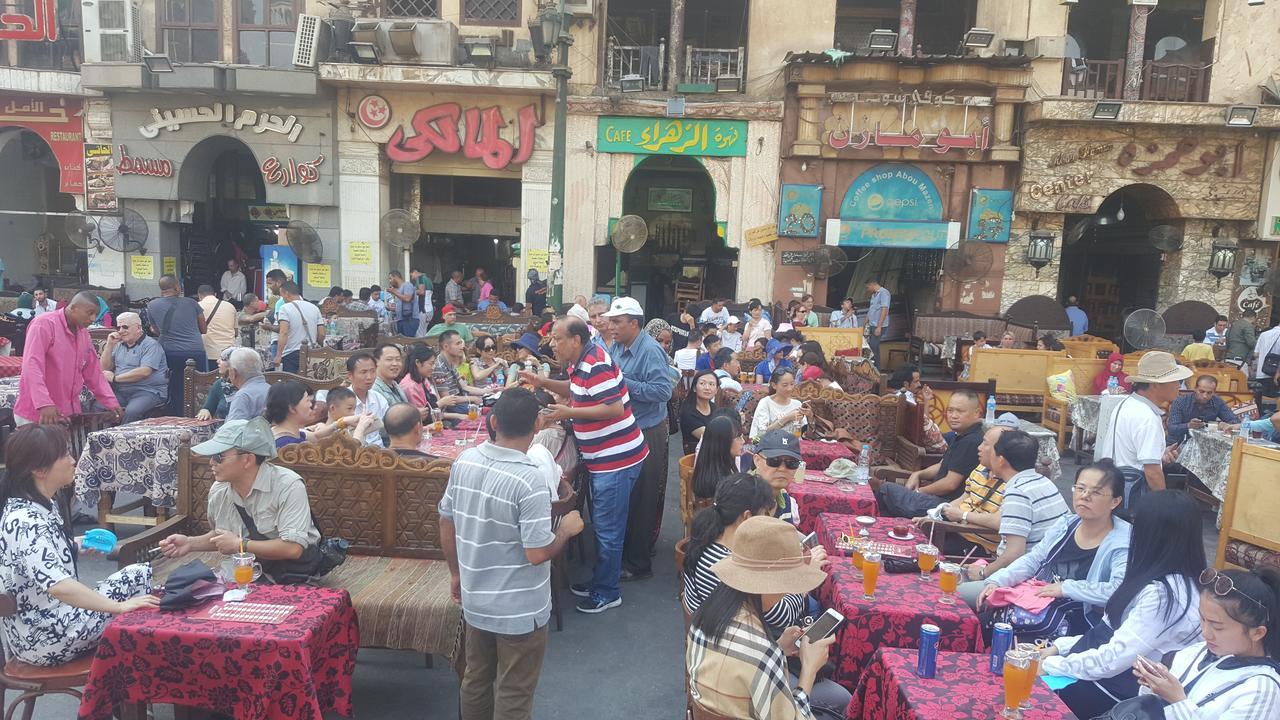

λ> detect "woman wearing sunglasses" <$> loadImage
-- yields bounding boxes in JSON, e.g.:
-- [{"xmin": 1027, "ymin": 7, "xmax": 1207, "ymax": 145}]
[
  {"xmin": 469, "ymin": 336, "xmax": 508, "ymax": 388},
  {"xmin": 1039, "ymin": 490, "xmax": 1207, "ymax": 718},
  {"xmin": 1131, "ymin": 566, "xmax": 1280, "ymax": 718}
]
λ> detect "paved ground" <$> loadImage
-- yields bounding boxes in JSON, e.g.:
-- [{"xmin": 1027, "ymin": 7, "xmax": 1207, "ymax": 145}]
[{"xmin": 27, "ymin": 436, "xmax": 1219, "ymax": 719}]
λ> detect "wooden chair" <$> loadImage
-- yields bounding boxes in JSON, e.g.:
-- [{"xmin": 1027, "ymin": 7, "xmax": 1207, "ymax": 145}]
[
  {"xmin": 1215, "ymin": 439, "xmax": 1280, "ymax": 572},
  {"xmin": 679, "ymin": 454, "xmax": 697, "ymax": 535},
  {"xmin": 549, "ymin": 480, "xmax": 579, "ymax": 632},
  {"xmin": 0, "ymin": 593, "xmax": 93, "ymax": 720}
]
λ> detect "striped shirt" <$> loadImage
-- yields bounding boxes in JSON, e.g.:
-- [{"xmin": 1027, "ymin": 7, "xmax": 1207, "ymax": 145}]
[
  {"xmin": 997, "ymin": 468, "xmax": 1069, "ymax": 557},
  {"xmin": 438, "ymin": 443, "xmax": 555, "ymax": 635},
  {"xmin": 568, "ymin": 343, "xmax": 649, "ymax": 473},
  {"xmin": 957, "ymin": 465, "xmax": 1006, "ymax": 552},
  {"xmin": 683, "ymin": 542, "xmax": 805, "ymax": 633}
]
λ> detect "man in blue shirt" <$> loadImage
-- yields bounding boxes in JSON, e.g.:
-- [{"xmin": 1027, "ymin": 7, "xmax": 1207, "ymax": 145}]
[
  {"xmin": 100, "ymin": 311, "xmax": 169, "ymax": 422},
  {"xmin": 1166, "ymin": 375, "xmax": 1239, "ymax": 444},
  {"xmin": 865, "ymin": 276, "xmax": 891, "ymax": 367},
  {"xmin": 1065, "ymin": 296, "xmax": 1089, "ymax": 337},
  {"xmin": 605, "ymin": 296, "xmax": 676, "ymax": 581}
]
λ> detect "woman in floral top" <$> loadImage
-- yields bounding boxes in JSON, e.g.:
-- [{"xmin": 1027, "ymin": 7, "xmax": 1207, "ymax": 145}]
[{"xmin": 0, "ymin": 424, "xmax": 156, "ymax": 667}]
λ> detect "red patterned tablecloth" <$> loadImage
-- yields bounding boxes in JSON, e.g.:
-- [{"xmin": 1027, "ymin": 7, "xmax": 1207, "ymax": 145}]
[
  {"xmin": 788, "ymin": 475, "xmax": 878, "ymax": 535},
  {"xmin": 817, "ymin": 537, "xmax": 985, "ymax": 688},
  {"xmin": 799, "ymin": 439, "xmax": 854, "ymax": 471},
  {"xmin": 418, "ymin": 427, "xmax": 486, "ymax": 460},
  {"xmin": 78, "ymin": 585, "xmax": 359, "ymax": 720},
  {"xmin": 0, "ymin": 355, "xmax": 20, "ymax": 377},
  {"xmin": 849, "ymin": 648, "xmax": 1078, "ymax": 720},
  {"xmin": 815, "ymin": 512, "xmax": 923, "ymax": 557}
]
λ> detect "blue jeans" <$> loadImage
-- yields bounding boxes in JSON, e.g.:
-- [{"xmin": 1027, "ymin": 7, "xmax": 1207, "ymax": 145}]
[{"xmin": 589, "ymin": 463, "xmax": 642, "ymax": 602}]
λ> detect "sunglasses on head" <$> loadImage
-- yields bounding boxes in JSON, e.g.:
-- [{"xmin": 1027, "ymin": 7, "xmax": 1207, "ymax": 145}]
[
  {"xmin": 1200, "ymin": 568, "xmax": 1270, "ymax": 620},
  {"xmin": 764, "ymin": 456, "xmax": 801, "ymax": 470}
]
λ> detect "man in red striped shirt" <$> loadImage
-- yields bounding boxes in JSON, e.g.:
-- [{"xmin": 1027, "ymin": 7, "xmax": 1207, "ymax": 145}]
[{"xmin": 520, "ymin": 317, "xmax": 648, "ymax": 613}]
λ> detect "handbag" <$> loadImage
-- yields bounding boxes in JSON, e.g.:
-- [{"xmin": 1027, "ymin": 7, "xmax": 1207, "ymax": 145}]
[
  {"xmin": 233, "ymin": 504, "xmax": 347, "ymax": 584},
  {"xmin": 1261, "ymin": 332, "xmax": 1280, "ymax": 376},
  {"xmin": 158, "ymin": 559, "xmax": 223, "ymax": 611}
]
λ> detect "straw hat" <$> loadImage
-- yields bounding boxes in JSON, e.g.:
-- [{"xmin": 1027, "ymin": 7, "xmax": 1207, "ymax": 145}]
[
  {"xmin": 711, "ymin": 516, "xmax": 827, "ymax": 596},
  {"xmin": 1127, "ymin": 351, "xmax": 1193, "ymax": 384}
]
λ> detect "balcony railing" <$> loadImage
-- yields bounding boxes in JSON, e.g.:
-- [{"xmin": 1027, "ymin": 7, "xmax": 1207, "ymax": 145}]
[
  {"xmin": 685, "ymin": 46, "xmax": 743, "ymax": 92},
  {"xmin": 605, "ymin": 37, "xmax": 665, "ymax": 90},
  {"xmin": 1061, "ymin": 59, "xmax": 1211, "ymax": 103}
]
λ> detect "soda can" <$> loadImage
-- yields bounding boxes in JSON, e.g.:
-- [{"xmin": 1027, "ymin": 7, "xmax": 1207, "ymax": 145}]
[
  {"xmin": 917, "ymin": 624, "xmax": 940, "ymax": 678},
  {"xmin": 990, "ymin": 622, "xmax": 1015, "ymax": 674}
]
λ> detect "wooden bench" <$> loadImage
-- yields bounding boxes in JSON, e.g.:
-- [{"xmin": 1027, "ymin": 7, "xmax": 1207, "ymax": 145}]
[
  {"xmin": 1060, "ymin": 335, "xmax": 1118, "ymax": 360},
  {"xmin": 793, "ymin": 383, "xmax": 900, "ymax": 467},
  {"xmin": 893, "ymin": 379, "xmax": 995, "ymax": 471},
  {"xmin": 182, "ymin": 364, "xmax": 347, "ymax": 417},
  {"xmin": 117, "ymin": 435, "xmax": 466, "ymax": 670},
  {"xmin": 1215, "ymin": 439, "xmax": 1280, "ymax": 573},
  {"xmin": 795, "ymin": 327, "xmax": 863, "ymax": 360},
  {"xmin": 969, "ymin": 348, "xmax": 1067, "ymax": 415}
]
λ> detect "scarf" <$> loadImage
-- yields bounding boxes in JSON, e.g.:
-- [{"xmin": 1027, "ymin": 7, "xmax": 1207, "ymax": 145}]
[{"xmin": 1093, "ymin": 352, "xmax": 1131, "ymax": 394}]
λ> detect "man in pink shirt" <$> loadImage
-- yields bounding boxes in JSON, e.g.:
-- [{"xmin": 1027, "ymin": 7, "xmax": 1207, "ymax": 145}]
[{"xmin": 15, "ymin": 292, "xmax": 122, "ymax": 425}]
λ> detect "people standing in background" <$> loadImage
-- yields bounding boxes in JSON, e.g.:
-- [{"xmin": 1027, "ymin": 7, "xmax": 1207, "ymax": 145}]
[
  {"xmin": 1254, "ymin": 320, "xmax": 1280, "ymax": 411},
  {"xmin": 743, "ymin": 299, "xmax": 772, "ymax": 348},
  {"xmin": 1065, "ymin": 295, "xmax": 1089, "ymax": 337},
  {"xmin": 1225, "ymin": 308, "xmax": 1258, "ymax": 370},
  {"xmin": 412, "ymin": 270, "xmax": 433, "ymax": 337},
  {"xmin": 220, "ymin": 259, "xmax": 247, "ymax": 302},
  {"xmin": 15, "ymin": 293, "xmax": 122, "ymax": 426},
  {"xmin": 31, "ymin": 288, "xmax": 55, "ymax": 316},
  {"xmin": 387, "ymin": 271, "xmax": 416, "ymax": 337},
  {"xmin": 1204, "ymin": 315, "xmax": 1230, "ymax": 347},
  {"xmin": 525, "ymin": 269, "xmax": 548, "ymax": 316},
  {"xmin": 466, "ymin": 267, "xmax": 488, "ymax": 309},
  {"xmin": 147, "ymin": 275, "xmax": 208, "ymax": 416},
  {"xmin": 445, "ymin": 270, "xmax": 466, "ymax": 311},
  {"xmin": 1094, "ymin": 352, "xmax": 1188, "ymax": 506},
  {"xmin": 865, "ymin": 276, "xmax": 890, "ymax": 366},
  {"xmin": 197, "ymin": 285, "xmax": 237, "ymax": 363},
  {"xmin": 830, "ymin": 297, "xmax": 857, "ymax": 328},
  {"xmin": 272, "ymin": 281, "xmax": 323, "ymax": 375}
]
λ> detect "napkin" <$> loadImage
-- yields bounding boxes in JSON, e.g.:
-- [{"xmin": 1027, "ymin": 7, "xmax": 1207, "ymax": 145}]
[{"xmin": 1040, "ymin": 674, "xmax": 1076, "ymax": 691}]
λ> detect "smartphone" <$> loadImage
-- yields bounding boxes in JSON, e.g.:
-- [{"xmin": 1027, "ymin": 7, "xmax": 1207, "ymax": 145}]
[
  {"xmin": 797, "ymin": 608, "xmax": 844, "ymax": 647},
  {"xmin": 800, "ymin": 531, "xmax": 819, "ymax": 549}
]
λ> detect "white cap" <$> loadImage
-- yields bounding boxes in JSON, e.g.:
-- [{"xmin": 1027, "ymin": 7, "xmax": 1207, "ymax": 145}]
[
  {"xmin": 602, "ymin": 296, "xmax": 645, "ymax": 318},
  {"xmin": 726, "ymin": 315, "xmax": 741, "ymax": 325}
]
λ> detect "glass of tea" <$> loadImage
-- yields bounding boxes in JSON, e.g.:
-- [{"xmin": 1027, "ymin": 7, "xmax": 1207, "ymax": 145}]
[
  {"xmin": 1001, "ymin": 648, "xmax": 1034, "ymax": 718},
  {"xmin": 915, "ymin": 543, "xmax": 939, "ymax": 581},
  {"xmin": 1014, "ymin": 643, "xmax": 1041, "ymax": 709},
  {"xmin": 850, "ymin": 539, "xmax": 866, "ymax": 581},
  {"xmin": 938, "ymin": 562, "xmax": 961, "ymax": 604},
  {"xmin": 468, "ymin": 406, "xmax": 479, "ymax": 422},
  {"xmin": 230, "ymin": 552, "xmax": 262, "ymax": 593},
  {"xmin": 861, "ymin": 552, "xmax": 882, "ymax": 600}
]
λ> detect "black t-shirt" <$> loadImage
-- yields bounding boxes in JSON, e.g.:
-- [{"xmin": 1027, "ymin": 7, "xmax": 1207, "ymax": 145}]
[
  {"xmin": 680, "ymin": 398, "xmax": 713, "ymax": 446},
  {"xmin": 1048, "ymin": 533, "xmax": 1098, "ymax": 583},
  {"xmin": 525, "ymin": 281, "xmax": 547, "ymax": 315},
  {"xmin": 935, "ymin": 422, "xmax": 983, "ymax": 499}
]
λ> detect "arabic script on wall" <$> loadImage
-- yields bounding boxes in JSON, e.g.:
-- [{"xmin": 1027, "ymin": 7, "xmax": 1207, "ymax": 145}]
[
  {"xmin": 0, "ymin": 0, "xmax": 57, "ymax": 41},
  {"xmin": 139, "ymin": 103, "xmax": 305, "ymax": 142},
  {"xmin": 386, "ymin": 102, "xmax": 540, "ymax": 170},
  {"xmin": 262, "ymin": 155, "xmax": 324, "ymax": 187}
]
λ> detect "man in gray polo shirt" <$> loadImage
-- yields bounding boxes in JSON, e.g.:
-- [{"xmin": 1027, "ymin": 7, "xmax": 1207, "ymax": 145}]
[
  {"xmin": 99, "ymin": 311, "xmax": 169, "ymax": 422},
  {"xmin": 439, "ymin": 389, "xmax": 584, "ymax": 720}
]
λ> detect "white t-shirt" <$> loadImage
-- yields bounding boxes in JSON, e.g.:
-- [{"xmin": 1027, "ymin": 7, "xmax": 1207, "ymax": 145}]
[
  {"xmin": 720, "ymin": 330, "xmax": 742, "ymax": 352},
  {"xmin": 699, "ymin": 306, "xmax": 730, "ymax": 329},
  {"xmin": 714, "ymin": 369, "xmax": 742, "ymax": 392},
  {"xmin": 526, "ymin": 443, "xmax": 562, "ymax": 497},
  {"xmin": 1094, "ymin": 393, "xmax": 1165, "ymax": 470},
  {"xmin": 750, "ymin": 395, "xmax": 806, "ymax": 440},
  {"xmin": 1254, "ymin": 326, "xmax": 1280, "ymax": 379},
  {"xmin": 277, "ymin": 300, "xmax": 323, "ymax": 356}
]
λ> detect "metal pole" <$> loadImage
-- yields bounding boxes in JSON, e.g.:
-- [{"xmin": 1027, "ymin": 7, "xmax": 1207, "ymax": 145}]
[{"xmin": 547, "ymin": 0, "xmax": 572, "ymax": 311}]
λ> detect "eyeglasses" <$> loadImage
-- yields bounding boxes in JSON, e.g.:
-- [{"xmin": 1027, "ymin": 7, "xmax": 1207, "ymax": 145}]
[
  {"xmin": 207, "ymin": 450, "xmax": 244, "ymax": 464},
  {"xmin": 1071, "ymin": 484, "xmax": 1113, "ymax": 500},
  {"xmin": 1200, "ymin": 568, "xmax": 1270, "ymax": 619},
  {"xmin": 765, "ymin": 456, "xmax": 801, "ymax": 470}
]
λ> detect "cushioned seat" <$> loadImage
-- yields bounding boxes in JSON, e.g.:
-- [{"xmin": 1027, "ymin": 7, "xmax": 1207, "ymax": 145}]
[
  {"xmin": 3, "ymin": 654, "xmax": 94, "ymax": 683},
  {"xmin": 1225, "ymin": 539, "xmax": 1280, "ymax": 572}
]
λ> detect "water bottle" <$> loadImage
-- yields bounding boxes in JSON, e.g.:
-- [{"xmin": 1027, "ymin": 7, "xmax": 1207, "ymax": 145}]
[
  {"xmin": 327, "ymin": 317, "xmax": 337, "ymax": 335},
  {"xmin": 985, "ymin": 394, "xmax": 997, "ymax": 423},
  {"xmin": 1106, "ymin": 375, "xmax": 1119, "ymax": 395},
  {"xmin": 855, "ymin": 443, "xmax": 871, "ymax": 484}
]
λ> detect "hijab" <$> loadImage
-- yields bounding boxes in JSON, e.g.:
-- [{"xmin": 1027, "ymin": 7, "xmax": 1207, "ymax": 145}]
[{"xmin": 1093, "ymin": 351, "xmax": 1131, "ymax": 394}]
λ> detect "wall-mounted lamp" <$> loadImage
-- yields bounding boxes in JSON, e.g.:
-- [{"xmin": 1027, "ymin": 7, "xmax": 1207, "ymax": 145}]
[
  {"xmin": 868, "ymin": 29, "xmax": 899, "ymax": 52},
  {"xmin": 1092, "ymin": 101, "xmax": 1122, "ymax": 120},
  {"xmin": 1208, "ymin": 241, "xmax": 1239, "ymax": 286},
  {"xmin": 1025, "ymin": 231, "xmax": 1056, "ymax": 275},
  {"xmin": 963, "ymin": 28, "xmax": 996, "ymax": 48},
  {"xmin": 1225, "ymin": 105, "xmax": 1258, "ymax": 127}
]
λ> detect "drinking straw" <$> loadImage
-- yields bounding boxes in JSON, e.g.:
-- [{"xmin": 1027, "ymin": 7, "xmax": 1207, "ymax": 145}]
[
  {"xmin": 959, "ymin": 546, "xmax": 979, "ymax": 566},
  {"xmin": 927, "ymin": 521, "xmax": 935, "ymax": 548},
  {"xmin": 239, "ymin": 529, "xmax": 245, "ymax": 555}
]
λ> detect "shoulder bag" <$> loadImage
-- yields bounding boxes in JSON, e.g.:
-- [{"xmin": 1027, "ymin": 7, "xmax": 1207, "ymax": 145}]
[
  {"xmin": 233, "ymin": 503, "xmax": 348, "ymax": 584},
  {"xmin": 1261, "ymin": 332, "xmax": 1280, "ymax": 377}
]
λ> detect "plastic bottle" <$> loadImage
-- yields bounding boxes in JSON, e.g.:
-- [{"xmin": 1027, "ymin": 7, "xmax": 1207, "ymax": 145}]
[
  {"xmin": 1106, "ymin": 375, "xmax": 1119, "ymax": 395},
  {"xmin": 985, "ymin": 394, "xmax": 997, "ymax": 423},
  {"xmin": 855, "ymin": 443, "xmax": 871, "ymax": 484}
]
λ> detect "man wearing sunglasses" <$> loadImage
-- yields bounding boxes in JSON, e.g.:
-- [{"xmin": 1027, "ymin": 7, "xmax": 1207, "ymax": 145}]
[
  {"xmin": 751, "ymin": 430, "xmax": 805, "ymax": 526},
  {"xmin": 99, "ymin": 312, "xmax": 169, "ymax": 424}
]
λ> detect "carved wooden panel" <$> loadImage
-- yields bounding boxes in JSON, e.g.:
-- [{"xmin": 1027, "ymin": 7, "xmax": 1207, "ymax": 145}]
[{"xmin": 394, "ymin": 474, "xmax": 446, "ymax": 557}]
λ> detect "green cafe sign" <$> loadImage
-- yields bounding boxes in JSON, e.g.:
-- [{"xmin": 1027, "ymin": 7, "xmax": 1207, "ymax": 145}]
[{"xmin": 597, "ymin": 116, "xmax": 747, "ymax": 157}]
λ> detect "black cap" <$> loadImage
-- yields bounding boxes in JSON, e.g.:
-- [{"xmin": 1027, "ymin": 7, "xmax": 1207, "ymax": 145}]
[{"xmin": 757, "ymin": 430, "xmax": 801, "ymax": 461}]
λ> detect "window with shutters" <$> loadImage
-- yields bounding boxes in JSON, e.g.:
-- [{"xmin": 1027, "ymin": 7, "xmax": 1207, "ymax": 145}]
[
  {"xmin": 382, "ymin": 0, "xmax": 439, "ymax": 18},
  {"xmin": 235, "ymin": 0, "xmax": 302, "ymax": 68},
  {"xmin": 160, "ymin": 0, "xmax": 221, "ymax": 63},
  {"xmin": 461, "ymin": 0, "xmax": 518, "ymax": 26}
]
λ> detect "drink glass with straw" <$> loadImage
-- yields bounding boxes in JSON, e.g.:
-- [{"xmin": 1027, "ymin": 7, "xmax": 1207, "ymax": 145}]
[
  {"xmin": 1001, "ymin": 648, "xmax": 1033, "ymax": 719},
  {"xmin": 861, "ymin": 552, "xmax": 882, "ymax": 600},
  {"xmin": 937, "ymin": 562, "xmax": 961, "ymax": 604},
  {"xmin": 850, "ymin": 533, "xmax": 865, "ymax": 580}
]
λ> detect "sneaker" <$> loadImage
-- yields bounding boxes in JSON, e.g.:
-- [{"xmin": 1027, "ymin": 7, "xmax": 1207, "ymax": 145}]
[
  {"xmin": 569, "ymin": 583, "xmax": 591, "ymax": 598},
  {"xmin": 620, "ymin": 568, "xmax": 653, "ymax": 582},
  {"xmin": 575, "ymin": 595, "xmax": 622, "ymax": 614}
]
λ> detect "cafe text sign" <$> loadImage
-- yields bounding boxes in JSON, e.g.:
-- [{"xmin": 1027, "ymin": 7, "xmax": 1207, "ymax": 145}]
[{"xmin": 597, "ymin": 117, "xmax": 747, "ymax": 157}]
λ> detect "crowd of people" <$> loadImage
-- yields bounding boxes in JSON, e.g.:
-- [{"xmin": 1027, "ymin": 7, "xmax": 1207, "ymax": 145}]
[{"xmin": 2, "ymin": 276, "xmax": 1279, "ymax": 720}]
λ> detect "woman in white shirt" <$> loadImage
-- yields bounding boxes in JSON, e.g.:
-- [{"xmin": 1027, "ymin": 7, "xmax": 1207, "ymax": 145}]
[
  {"xmin": 750, "ymin": 368, "xmax": 810, "ymax": 441},
  {"xmin": 1133, "ymin": 567, "xmax": 1280, "ymax": 720},
  {"xmin": 1041, "ymin": 490, "xmax": 1207, "ymax": 718}
]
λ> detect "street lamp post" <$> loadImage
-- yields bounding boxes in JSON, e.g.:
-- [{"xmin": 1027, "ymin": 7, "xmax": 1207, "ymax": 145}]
[{"xmin": 531, "ymin": 0, "xmax": 572, "ymax": 311}]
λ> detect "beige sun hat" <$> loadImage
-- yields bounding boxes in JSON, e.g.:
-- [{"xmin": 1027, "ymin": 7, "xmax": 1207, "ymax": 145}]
[
  {"xmin": 711, "ymin": 516, "xmax": 828, "ymax": 596},
  {"xmin": 1127, "ymin": 350, "xmax": 1194, "ymax": 384}
]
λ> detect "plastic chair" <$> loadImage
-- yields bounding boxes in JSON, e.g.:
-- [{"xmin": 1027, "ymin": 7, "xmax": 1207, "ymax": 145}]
[{"xmin": 0, "ymin": 593, "xmax": 94, "ymax": 720}]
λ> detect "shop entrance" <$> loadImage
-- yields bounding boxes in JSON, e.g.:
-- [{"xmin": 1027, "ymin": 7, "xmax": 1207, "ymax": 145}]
[
  {"xmin": 1057, "ymin": 184, "xmax": 1179, "ymax": 341},
  {"xmin": 176, "ymin": 136, "xmax": 268, "ymax": 293},
  {"xmin": 0, "ymin": 128, "xmax": 81, "ymax": 288},
  {"xmin": 608, "ymin": 155, "xmax": 736, "ymax": 318},
  {"xmin": 415, "ymin": 174, "xmax": 521, "ymax": 310}
]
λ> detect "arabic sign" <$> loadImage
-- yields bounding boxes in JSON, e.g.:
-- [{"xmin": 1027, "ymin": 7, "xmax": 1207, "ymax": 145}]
[
  {"xmin": 248, "ymin": 204, "xmax": 290, "ymax": 222},
  {"xmin": 306, "ymin": 263, "xmax": 331, "ymax": 288},
  {"xmin": 967, "ymin": 189, "xmax": 1013, "ymax": 244},
  {"xmin": 825, "ymin": 218, "xmax": 959, "ymax": 249},
  {"xmin": 262, "ymin": 155, "xmax": 324, "ymax": 187},
  {"xmin": 840, "ymin": 163, "xmax": 944, "ymax": 222},
  {"xmin": 347, "ymin": 241, "xmax": 373, "ymax": 266},
  {"xmin": 83, "ymin": 144, "xmax": 117, "ymax": 212},
  {"xmin": 0, "ymin": 94, "xmax": 83, "ymax": 194},
  {"xmin": 744, "ymin": 223, "xmax": 778, "ymax": 247},
  {"xmin": 820, "ymin": 88, "xmax": 993, "ymax": 157},
  {"xmin": 0, "ymin": 0, "xmax": 57, "ymax": 42},
  {"xmin": 597, "ymin": 117, "xmax": 747, "ymax": 157},
  {"xmin": 526, "ymin": 249, "xmax": 549, "ymax": 276},
  {"xmin": 781, "ymin": 250, "xmax": 819, "ymax": 265},
  {"xmin": 386, "ymin": 102, "xmax": 540, "ymax": 170},
  {"xmin": 117, "ymin": 145, "xmax": 173, "ymax": 178},
  {"xmin": 130, "ymin": 255, "xmax": 154, "ymax": 280},
  {"xmin": 139, "ymin": 103, "xmax": 305, "ymax": 142},
  {"xmin": 778, "ymin": 184, "xmax": 822, "ymax": 238}
]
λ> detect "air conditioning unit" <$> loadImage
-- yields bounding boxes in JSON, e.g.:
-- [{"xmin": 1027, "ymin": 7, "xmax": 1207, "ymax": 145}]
[
  {"xmin": 1024, "ymin": 35, "xmax": 1066, "ymax": 58},
  {"xmin": 1128, "ymin": 0, "xmax": 1158, "ymax": 5},
  {"xmin": 374, "ymin": 19, "xmax": 457, "ymax": 65},
  {"xmin": 564, "ymin": 0, "xmax": 594, "ymax": 16},
  {"xmin": 293, "ymin": 15, "xmax": 355, "ymax": 67},
  {"xmin": 82, "ymin": 0, "xmax": 141, "ymax": 63}
]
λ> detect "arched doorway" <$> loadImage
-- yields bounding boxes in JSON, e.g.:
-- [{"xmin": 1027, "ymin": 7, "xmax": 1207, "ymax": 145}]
[
  {"xmin": 175, "ymin": 136, "xmax": 268, "ymax": 291},
  {"xmin": 607, "ymin": 155, "xmax": 736, "ymax": 318},
  {"xmin": 1057, "ymin": 183, "xmax": 1182, "ymax": 342},
  {"xmin": 0, "ymin": 128, "xmax": 81, "ymax": 287}
]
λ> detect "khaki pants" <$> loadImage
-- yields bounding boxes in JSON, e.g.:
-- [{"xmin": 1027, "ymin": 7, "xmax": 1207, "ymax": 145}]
[{"xmin": 459, "ymin": 622, "xmax": 549, "ymax": 720}]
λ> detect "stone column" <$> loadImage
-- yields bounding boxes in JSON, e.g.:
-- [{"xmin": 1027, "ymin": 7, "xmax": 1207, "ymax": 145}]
[
  {"xmin": 520, "ymin": 148, "xmax": 553, "ymax": 300},
  {"xmin": 669, "ymin": 0, "xmax": 685, "ymax": 89},
  {"xmin": 337, "ymin": 140, "xmax": 388, "ymax": 291},
  {"xmin": 793, "ymin": 84, "xmax": 826, "ymax": 157},
  {"xmin": 1123, "ymin": 5, "xmax": 1149, "ymax": 101},
  {"xmin": 898, "ymin": 0, "xmax": 917, "ymax": 57}
]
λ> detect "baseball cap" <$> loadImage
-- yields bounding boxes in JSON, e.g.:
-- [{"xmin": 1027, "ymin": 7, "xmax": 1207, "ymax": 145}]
[
  {"xmin": 441, "ymin": 304, "xmax": 458, "ymax": 315},
  {"xmin": 191, "ymin": 417, "xmax": 278, "ymax": 459},
  {"xmin": 757, "ymin": 429, "xmax": 801, "ymax": 461},
  {"xmin": 726, "ymin": 315, "xmax": 741, "ymax": 325},
  {"xmin": 602, "ymin": 297, "xmax": 644, "ymax": 318},
  {"xmin": 994, "ymin": 412, "xmax": 1021, "ymax": 429}
]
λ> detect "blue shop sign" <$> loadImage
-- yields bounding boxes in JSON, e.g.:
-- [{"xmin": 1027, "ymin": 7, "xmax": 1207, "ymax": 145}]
[
  {"xmin": 827, "ymin": 219, "xmax": 958, "ymax": 249},
  {"xmin": 839, "ymin": 163, "xmax": 944, "ymax": 222}
]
